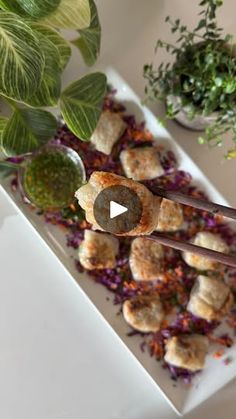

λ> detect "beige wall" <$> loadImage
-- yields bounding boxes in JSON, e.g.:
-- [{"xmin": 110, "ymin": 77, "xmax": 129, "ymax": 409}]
[
  {"xmin": 63, "ymin": 1, "xmax": 236, "ymax": 202},
  {"xmin": 96, "ymin": 0, "xmax": 236, "ymax": 90},
  {"xmin": 93, "ymin": 0, "xmax": 236, "ymax": 203}
]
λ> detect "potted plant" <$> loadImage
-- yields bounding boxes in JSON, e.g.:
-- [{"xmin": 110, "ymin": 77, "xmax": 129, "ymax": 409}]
[
  {"xmin": 144, "ymin": 0, "xmax": 236, "ymax": 159},
  {"xmin": 0, "ymin": 0, "xmax": 105, "ymax": 208}
]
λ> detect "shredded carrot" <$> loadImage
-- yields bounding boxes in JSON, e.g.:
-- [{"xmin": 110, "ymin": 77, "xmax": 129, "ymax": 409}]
[
  {"xmin": 79, "ymin": 220, "xmax": 90, "ymax": 229},
  {"xmin": 208, "ymin": 335, "xmax": 233, "ymax": 347},
  {"xmin": 213, "ymin": 348, "xmax": 225, "ymax": 359},
  {"xmin": 161, "ymin": 319, "xmax": 169, "ymax": 329},
  {"xmin": 69, "ymin": 203, "xmax": 76, "ymax": 212}
]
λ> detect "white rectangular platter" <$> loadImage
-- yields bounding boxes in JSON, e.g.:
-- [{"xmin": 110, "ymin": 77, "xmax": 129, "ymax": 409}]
[{"xmin": 1, "ymin": 68, "xmax": 236, "ymax": 415}]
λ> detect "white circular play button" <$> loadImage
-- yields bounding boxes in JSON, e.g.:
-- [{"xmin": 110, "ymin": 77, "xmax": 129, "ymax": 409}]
[
  {"xmin": 110, "ymin": 201, "xmax": 128, "ymax": 219},
  {"xmin": 93, "ymin": 185, "xmax": 143, "ymax": 234}
]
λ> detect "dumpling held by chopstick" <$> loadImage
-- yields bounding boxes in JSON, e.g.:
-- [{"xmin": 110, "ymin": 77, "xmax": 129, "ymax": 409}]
[{"xmin": 75, "ymin": 171, "xmax": 160, "ymax": 236}]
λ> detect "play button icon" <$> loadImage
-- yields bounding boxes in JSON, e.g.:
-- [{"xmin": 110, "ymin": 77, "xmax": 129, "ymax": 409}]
[
  {"xmin": 110, "ymin": 201, "xmax": 128, "ymax": 219},
  {"xmin": 93, "ymin": 185, "xmax": 143, "ymax": 234}
]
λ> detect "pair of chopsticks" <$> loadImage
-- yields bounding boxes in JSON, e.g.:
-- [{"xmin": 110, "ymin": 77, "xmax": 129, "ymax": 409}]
[{"xmin": 146, "ymin": 185, "xmax": 236, "ymax": 268}]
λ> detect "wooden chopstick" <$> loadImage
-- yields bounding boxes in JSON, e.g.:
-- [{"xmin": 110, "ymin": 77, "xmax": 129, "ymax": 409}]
[
  {"xmin": 145, "ymin": 185, "xmax": 236, "ymax": 221},
  {"xmin": 148, "ymin": 233, "xmax": 236, "ymax": 268}
]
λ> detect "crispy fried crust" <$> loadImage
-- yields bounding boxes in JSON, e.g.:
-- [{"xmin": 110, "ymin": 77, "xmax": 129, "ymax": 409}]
[
  {"xmin": 79, "ymin": 230, "xmax": 119, "ymax": 270},
  {"xmin": 164, "ymin": 334, "xmax": 209, "ymax": 372},
  {"xmin": 183, "ymin": 231, "xmax": 229, "ymax": 270},
  {"xmin": 120, "ymin": 146, "xmax": 164, "ymax": 180},
  {"xmin": 129, "ymin": 237, "xmax": 164, "ymax": 281},
  {"xmin": 156, "ymin": 198, "xmax": 184, "ymax": 232},
  {"xmin": 187, "ymin": 275, "xmax": 234, "ymax": 321},
  {"xmin": 90, "ymin": 111, "xmax": 126, "ymax": 155},
  {"xmin": 75, "ymin": 172, "xmax": 160, "ymax": 236},
  {"xmin": 123, "ymin": 295, "xmax": 164, "ymax": 332}
]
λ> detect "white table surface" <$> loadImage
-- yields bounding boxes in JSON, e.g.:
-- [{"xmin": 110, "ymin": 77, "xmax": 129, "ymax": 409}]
[{"xmin": 1, "ymin": 1, "xmax": 236, "ymax": 418}]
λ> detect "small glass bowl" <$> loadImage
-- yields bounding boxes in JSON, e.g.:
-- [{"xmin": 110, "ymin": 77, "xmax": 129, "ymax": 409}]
[{"xmin": 19, "ymin": 144, "xmax": 86, "ymax": 211}]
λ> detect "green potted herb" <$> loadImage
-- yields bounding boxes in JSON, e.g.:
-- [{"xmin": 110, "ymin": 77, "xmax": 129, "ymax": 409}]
[
  {"xmin": 0, "ymin": 0, "xmax": 105, "ymax": 209},
  {"xmin": 144, "ymin": 0, "xmax": 236, "ymax": 159}
]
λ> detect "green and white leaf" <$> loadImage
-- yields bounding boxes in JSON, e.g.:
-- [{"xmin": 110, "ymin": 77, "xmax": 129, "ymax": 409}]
[
  {"xmin": 15, "ymin": 0, "xmax": 61, "ymax": 19},
  {"xmin": 0, "ymin": 12, "xmax": 44, "ymax": 101},
  {"xmin": 0, "ymin": 116, "xmax": 8, "ymax": 144},
  {"xmin": 31, "ymin": 24, "xmax": 71, "ymax": 70},
  {"xmin": 0, "ymin": 160, "xmax": 18, "ymax": 177},
  {"xmin": 72, "ymin": 0, "xmax": 101, "ymax": 66},
  {"xmin": 24, "ymin": 32, "xmax": 62, "ymax": 107},
  {"xmin": 0, "ymin": 0, "xmax": 61, "ymax": 18},
  {"xmin": 40, "ymin": 0, "xmax": 91, "ymax": 29},
  {"xmin": 60, "ymin": 72, "xmax": 107, "ymax": 140},
  {"xmin": 1, "ymin": 108, "xmax": 58, "ymax": 156},
  {"xmin": 0, "ymin": 0, "xmax": 25, "ymax": 15}
]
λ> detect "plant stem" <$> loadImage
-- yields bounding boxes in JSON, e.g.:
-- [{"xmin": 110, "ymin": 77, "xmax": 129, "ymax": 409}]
[{"xmin": 168, "ymin": 17, "xmax": 205, "ymax": 41}]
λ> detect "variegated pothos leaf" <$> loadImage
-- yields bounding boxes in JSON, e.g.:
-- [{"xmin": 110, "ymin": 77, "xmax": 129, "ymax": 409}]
[
  {"xmin": 60, "ymin": 72, "xmax": 107, "ymax": 140},
  {"xmin": 1, "ymin": 108, "xmax": 58, "ymax": 156},
  {"xmin": 0, "ymin": 12, "xmax": 44, "ymax": 101},
  {"xmin": 0, "ymin": 0, "xmax": 61, "ymax": 18},
  {"xmin": 24, "ymin": 32, "xmax": 62, "ymax": 107},
  {"xmin": 40, "ymin": 0, "xmax": 91, "ymax": 29},
  {"xmin": 31, "ymin": 24, "xmax": 71, "ymax": 70},
  {"xmin": 72, "ymin": 0, "xmax": 101, "ymax": 66}
]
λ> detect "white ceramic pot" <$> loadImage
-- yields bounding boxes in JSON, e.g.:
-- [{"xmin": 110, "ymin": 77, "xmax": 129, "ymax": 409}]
[{"xmin": 167, "ymin": 94, "xmax": 218, "ymax": 131}]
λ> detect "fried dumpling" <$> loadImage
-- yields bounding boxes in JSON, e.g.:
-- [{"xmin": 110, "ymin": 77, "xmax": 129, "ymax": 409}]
[
  {"xmin": 120, "ymin": 146, "xmax": 164, "ymax": 180},
  {"xmin": 182, "ymin": 231, "xmax": 229, "ymax": 271},
  {"xmin": 187, "ymin": 275, "xmax": 233, "ymax": 321},
  {"xmin": 79, "ymin": 229, "xmax": 119, "ymax": 270},
  {"xmin": 90, "ymin": 111, "xmax": 126, "ymax": 155},
  {"xmin": 156, "ymin": 198, "xmax": 184, "ymax": 232},
  {"xmin": 123, "ymin": 295, "xmax": 164, "ymax": 332},
  {"xmin": 75, "ymin": 172, "xmax": 160, "ymax": 236},
  {"xmin": 164, "ymin": 334, "xmax": 209, "ymax": 372},
  {"xmin": 129, "ymin": 237, "xmax": 164, "ymax": 281}
]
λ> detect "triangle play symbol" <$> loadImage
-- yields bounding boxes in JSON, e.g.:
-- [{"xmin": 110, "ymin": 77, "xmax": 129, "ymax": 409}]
[{"xmin": 110, "ymin": 200, "xmax": 128, "ymax": 219}]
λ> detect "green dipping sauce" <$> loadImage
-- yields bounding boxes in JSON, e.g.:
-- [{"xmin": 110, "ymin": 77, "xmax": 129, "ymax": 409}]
[{"xmin": 23, "ymin": 146, "xmax": 84, "ymax": 210}]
